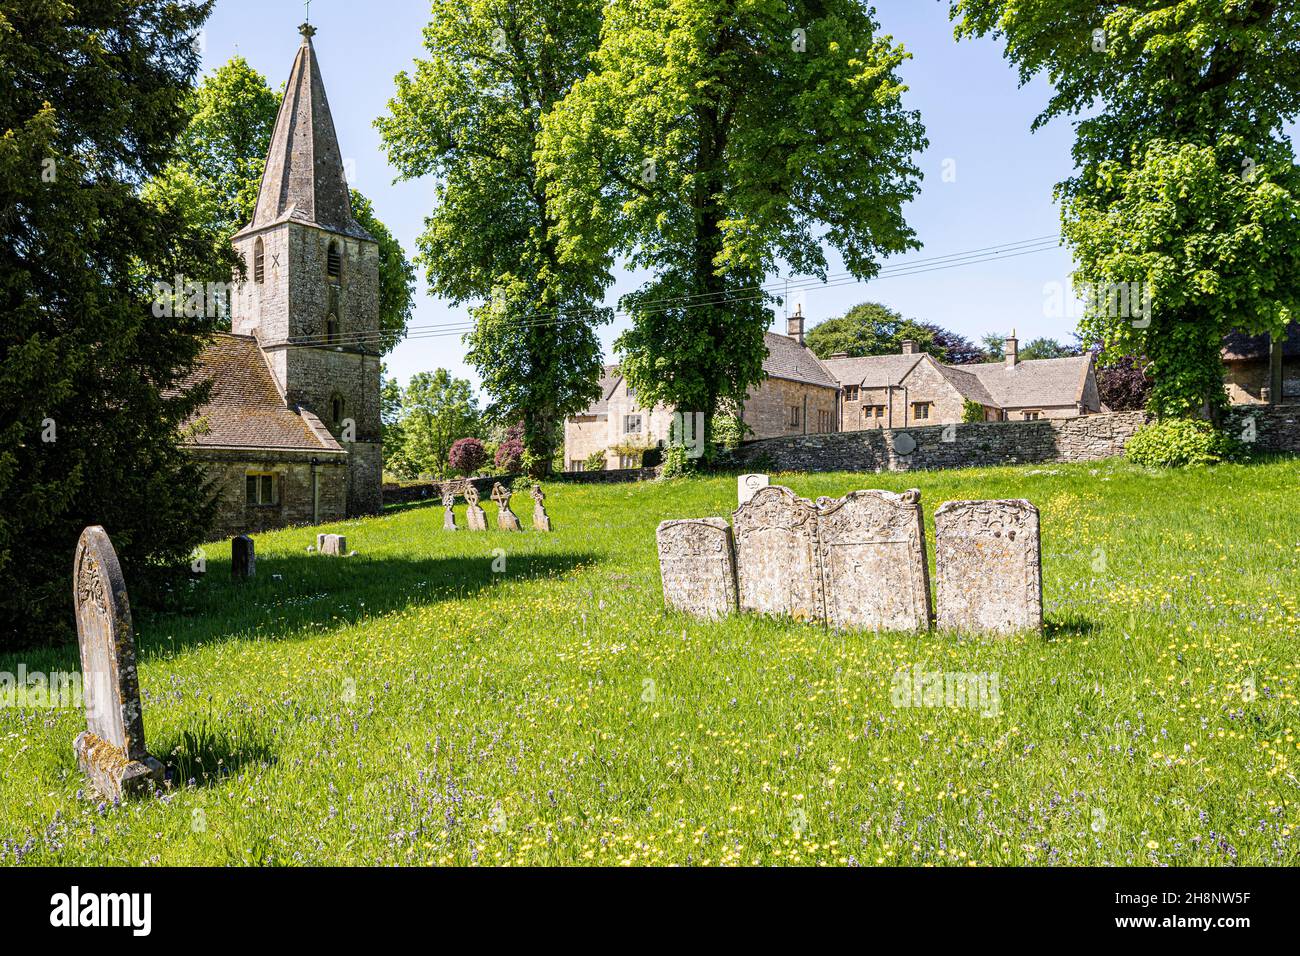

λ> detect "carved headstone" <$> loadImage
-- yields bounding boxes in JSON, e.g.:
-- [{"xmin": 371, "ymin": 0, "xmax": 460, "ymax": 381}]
[
  {"xmin": 492, "ymin": 482, "xmax": 521, "ymax": 532},
  {"xmin": 733, "ymin": 485, "xmax": 825, "ymax": 622},
  {"xmin": 442, "ymin": 491, "xmax": 458, "ymax": 530},
  {"xmin": 817, "ymin": 489, "xmax": 932, "ymax": 632},
  {"xmin": 321, "ymin": 533, "xmax": 347, "ymax": 556},
  {"xmin": 934, "ymin": 499, "xmax": 1042, "ymax": 634},
  {"xmin": 656, "ymin": 518, "xmax": 738, "ymax": 618},
  {"xmin": 737, "ymin": 473, "xmax": 770, "ymax": 506},
  {"xmin": 531, "ymin": 485, "xmax": 551, "ymax": 532},
  {"xmin": 465, "ymin": 484, "xmax": 487, "ymax": 531},
  {"xmin": 72, "ymin": 526, "xmax": 164, "ymax": 801},
  {"xmin": 232, "ymin": 534, "xmax": 255, "ymax": 579}
]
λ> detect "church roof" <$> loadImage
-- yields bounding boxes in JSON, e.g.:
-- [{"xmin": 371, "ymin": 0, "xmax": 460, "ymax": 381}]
[
  {"xmin": 235, "ymin": 24, "xmax": 372, "ymax": 241},
  {"xmin": 179, "ymin": 333, "xmax": 345, "ymax": 453}
]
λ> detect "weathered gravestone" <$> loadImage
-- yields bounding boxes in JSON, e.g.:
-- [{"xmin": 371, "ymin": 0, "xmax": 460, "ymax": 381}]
[
  {"xmin": 817, "ymin": 489, "xmax": 932, "ymax": 632},
  {"xmin": 737, "ymin": 473, "xmax": 770, "ymax": 506},
  {"xmin": 733, "ymin": 485, "xmax": 825, "ymax": 622},
  {"xmin": 72, "ymin": 526, "xmax": 165, "ymax": 801},
  {"xmin": 934, "ymin": 499, "xmax": 1042, "ymax": 634},
  {"xmin": 656, "ymin": 518, "xmax": 738, "ymax": 618},
  {"xmin": 465, "ymin": 485, "xmax": 487, "ymax": 531},
  {"xmin": 315, "ymin": 533, "xmax": 327, "ymax": 552},
  {"xmin": 321, "ymin": 533, "xmax": 347, "ymax": 556},
  {"xmin": 442, "ymin": 491, "xmax": 458, "ymax": 530},
  {"xmin": 232, "ymin": 534, "xmax": 255, "ymax": 579},
  {"xmin": 531, "ymin": 485, "xmax": 551, "ymax": 532},
  {"xmin": 492, "ymin": 482, "xmax": 521, "ymax": 532}
]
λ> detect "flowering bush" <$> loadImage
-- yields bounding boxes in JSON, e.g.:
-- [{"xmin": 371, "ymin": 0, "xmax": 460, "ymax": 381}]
[
  {"xmin": 494, "ymin": 422, "xmax": 525, "ymax": 473},
  {"xmin": 448, "ymin": 437, "xmax": 487, "ymax": 475}
]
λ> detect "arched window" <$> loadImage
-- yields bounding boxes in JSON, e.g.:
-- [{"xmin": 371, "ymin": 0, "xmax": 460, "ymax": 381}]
[
  {"xmin": 327, "ymin": 240, "xmax": 341, "ymax": 280},
  {"xmin": 253, "ymin": 238, "xmax": 265, "ymax": 284},
  {"xmin": 331, "ymin": 395, "xmax": 344, "ymax": 425},
  {"xmin": 326, "ymin": 313, "xmax": 339, "ymax": 345}
]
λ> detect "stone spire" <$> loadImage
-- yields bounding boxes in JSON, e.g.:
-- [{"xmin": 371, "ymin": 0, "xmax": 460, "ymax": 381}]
[{"xmin": 243, "ymin": 24, "xmax": 372, "ymax": 239}]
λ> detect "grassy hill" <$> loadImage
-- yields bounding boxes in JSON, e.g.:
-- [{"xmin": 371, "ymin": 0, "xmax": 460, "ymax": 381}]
[{"xmin": 2, "ymin": 459, "xmax": 1298, "ymax": 865}]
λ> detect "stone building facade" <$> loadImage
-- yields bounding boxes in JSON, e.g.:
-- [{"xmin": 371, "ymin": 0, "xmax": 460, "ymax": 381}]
[
  {"xmin": 180, "ymin": 24, "xmax": 381, "ymax": 538},
  {"xmin": 1222, "ymin": 324, "xmax": 1300, "ymax": 405}
]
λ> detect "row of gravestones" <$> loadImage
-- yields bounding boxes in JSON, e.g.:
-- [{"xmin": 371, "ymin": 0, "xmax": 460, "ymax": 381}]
[
  {"xmin": 441, "ymin": 481, "xmax": 551, "ymax": 533},
  {"xmin": 657, "ymin": 477, "xmax": 1042, "ymax": 635},
  {"xmin": 225, "ymin": 531, "xmax": 353, "ymax": 580}
]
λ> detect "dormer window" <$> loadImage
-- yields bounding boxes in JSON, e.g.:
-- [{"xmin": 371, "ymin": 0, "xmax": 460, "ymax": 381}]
[
  {"xmin": 327, "ymin": 240, "xmax": 341, "ymax": 280},
  {"xmin": 254, "ymin": 238, "xmax": 265, "ymax": 284},
  {"xmin": 326, "ymin": 313, "xmax": 339, "ymax": 345}
]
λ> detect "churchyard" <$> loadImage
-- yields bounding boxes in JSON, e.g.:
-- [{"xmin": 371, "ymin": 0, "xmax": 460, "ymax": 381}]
[{"xmin": 1, "ymin": 461, "xmax": 1297, "ymax": 866}]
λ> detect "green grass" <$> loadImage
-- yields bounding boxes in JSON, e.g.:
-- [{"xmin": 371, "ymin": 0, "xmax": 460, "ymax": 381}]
[{"xmin": 2, "ymin": 458, "xmax": 1298, "ymax": 866}]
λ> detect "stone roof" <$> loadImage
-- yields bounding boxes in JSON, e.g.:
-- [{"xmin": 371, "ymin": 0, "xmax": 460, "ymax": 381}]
[
  {"xmin": 1222, "ymin": 324, "xmax": 1300, "ymax": 361},
  {"xmin": 761, "ymin": 331, "xmax": 839, "ymax": 388},
  {"xmin": 962, "ymin": 355, "xmax": 1092, "ymax": 408},
  {"xmin": 179, "ymin": 333, "xmax": 345, "ymax": 453},
  {"xmin": 931, "ymin": 359, "xmax": 997, "ymax": 407},
  {"xmin": 234, "ymin": 24, "xmax": 372, "ymax": 242},
  {"xmin": 820, "ymin": 353, "xmax": 923, "ymax": 389}
]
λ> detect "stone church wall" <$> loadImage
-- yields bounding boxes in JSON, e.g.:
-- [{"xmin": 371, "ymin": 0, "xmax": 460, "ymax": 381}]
[{"xmin": 191, "ymin": 448, "xmax": 348, "ymax": 541}]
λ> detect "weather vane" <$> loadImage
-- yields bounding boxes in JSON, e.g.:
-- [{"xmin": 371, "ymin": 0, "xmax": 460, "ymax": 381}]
[{"xmin": 304, "ymin": 0, "xmax": 311, "ymax": 22}]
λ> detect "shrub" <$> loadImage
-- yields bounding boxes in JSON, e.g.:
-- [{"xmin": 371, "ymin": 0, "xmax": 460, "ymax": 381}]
[
  {"xmin": 583, "ymin": 449, "xmax": 607, "ymax": 472},
  {"xmin": 1125, "ymin": 419, "xmax": 1239, "ymax": 467},
  {"xmin": 961, "ymin": 400, "xmax": 985, "ymax": 424},
  {"xmin": 660, "ymin": 442, "xmax": 694, "ymax": 478},
  {"xmin": 709, "ymin": 412, "xmax": 751, "ymax": 452},
  {"xmin": 448, "ymin": 437, "xmax": 487, "ymax": 475},
  {"xmin": 494, "ymin": 422, "xmax": 525, "ymax": 472}
]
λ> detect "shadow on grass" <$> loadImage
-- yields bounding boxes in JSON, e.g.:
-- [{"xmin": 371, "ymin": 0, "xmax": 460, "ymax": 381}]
[
  {"xmin": 137, "ymin": 550, "xmax": 597, "ymax": 659},
  {"xmin": 1043, "ymin": 615, "xmax": 1101, "ymax": 642},
  {"xmin": 157, "ymin": 715, "xmax": 276, "ymax": 790}
]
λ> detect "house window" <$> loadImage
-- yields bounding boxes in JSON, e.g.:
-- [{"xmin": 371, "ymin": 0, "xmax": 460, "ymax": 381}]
[
  {"xmin": 844, "ymin": 385, "xmax": 859, "ymax": 402},
  {"xmin": 246, "ymin": 472, "xmax": 277, "ymax": 506},
  {"xmin": 618, "ymin": 453, "xmax": 639, "ymax": 469},
  {"xmin": 326, "ymin": 313, "xmax": 339, "ymax": 345},
  {"xmin": 912, "ymin": 402, "xmax": 931, "ymax": 421},
  {"xmin": 874, "ymin": 405, "xmax": 885, "ymax": 418},
  {"xmin": 253, "ymin": 238, "xmax": 265, "ymax": 284},
  {"xmin": 623, "ymin": 414, "xmax": 642, "ymax": 434},
  {"xmin": 327, "ymin": 240, "xmax": 341, "ymax": 280},
  {"xmin": 789, "ymin": 405, "xmax": 801, "ymax": 427},
  {"xmin": 569, "ymin": 460, "xmax": 585, "ymax": 472},
  {"xmin": 1023, "ymin": 410, "xmax": 1041, "ymax": 421}
]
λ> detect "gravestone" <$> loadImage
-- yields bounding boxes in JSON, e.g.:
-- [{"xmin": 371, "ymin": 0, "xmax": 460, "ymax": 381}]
[
  {"xmin": 817, "ymin": 489, "xmax": 932, "ymax": 632},
  {"xmin": 656, "ymin": 518, "xmax": 738, "ymax": 618},
  {"xmin": 465, "ymin": 484, "xmax": 487, "ymax": 531},
  {"xmin": 934, "ymin": 499, "xmax": 1042, "ymax": 634},
  {"xmin": 315, "ymin": 533, "xmax": 327, "ymax": 551},
  {"xmin": 492, "ymin": 482, "xmax": 521, "ymax": 532},
  {"xmin": 531, "ymin": 485, "xmax": 551, "ymax": 532},
  {"xmin": 442, "ymin": 491, "xmax": 458, "ymax": 530},
  {"xmin": 72, "ymin": 526, "xmax": 165, "ymax": 801},
  {"xmin": 732, "ymin": 485, "xmax": 825, "ymax": 622},
  {"xmin": 737, "ymin": 473, "xmax": 770, "ymax": 506},
  {"xmin": 321, "ymin": 533, "xmax": 347, "ymax": 556},
  {"xmin": 232, "ymin": 534, "xmax": 255, "ymax": 580}
]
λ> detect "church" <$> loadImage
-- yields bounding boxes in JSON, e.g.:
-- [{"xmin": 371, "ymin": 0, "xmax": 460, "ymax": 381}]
[{"xmin": 180, "ymin": 24, "xmax": 382, "ymax": 538}]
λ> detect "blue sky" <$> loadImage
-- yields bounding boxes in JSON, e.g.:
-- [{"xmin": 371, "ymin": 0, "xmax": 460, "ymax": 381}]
[{"xmin": 194, "ymin": 1, "xmax": 1236, "ymax": 387}]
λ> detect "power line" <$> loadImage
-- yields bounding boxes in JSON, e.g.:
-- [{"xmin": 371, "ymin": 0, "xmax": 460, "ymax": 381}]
[{"xmin": 276, "ymin": 233, "xmax": 1064, "ymax": 352}]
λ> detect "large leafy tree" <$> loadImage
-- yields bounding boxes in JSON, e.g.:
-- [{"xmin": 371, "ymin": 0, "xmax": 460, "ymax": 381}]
[
  {"xmin": 807, "ymin": 302, "xmax": 981, "ymax": 364},
  {"xmin": 395, "ymin": 369, "xmax": 481, "ymax": 479},
  {"xmin": 538, "ymin": 0, "xmax": 927, "ymax": 433},
  {"xmin": 951, "ymin": 0, "xmax": 1300, "ymax": 419},
  {"xmin": 377, "ymin": 0, "xmax": 611, "ymax": 476},
  {"xmin": 0, "ymin": 0, "xmax": 220, "ymax": 646},
  {"xmin": 145, "ymin": 56, "xmax": 415, "ymax": 352}
]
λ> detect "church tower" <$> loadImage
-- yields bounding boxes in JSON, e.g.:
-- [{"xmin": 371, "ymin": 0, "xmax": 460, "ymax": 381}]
[{"xmin": 230, "ymin": 23, "xmax": 381, "ymax": 516}]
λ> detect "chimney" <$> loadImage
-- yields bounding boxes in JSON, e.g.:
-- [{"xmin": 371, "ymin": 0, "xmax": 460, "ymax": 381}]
[
  {"xmin": 786, "ymin": 304, "xmax": 804, "ymax": 345},
  {"xmin": 900, "ymin": 339, "xmax": 917, "ymax": 355},
  {"xmin": 1005, "ymin": 329, "xmax": 1019, "ymax": 368}
]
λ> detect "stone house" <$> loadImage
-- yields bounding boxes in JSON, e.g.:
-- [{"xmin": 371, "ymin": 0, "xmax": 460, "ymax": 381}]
[
  {"xmin": 1222, "ymin": 324, "xmax": 1300, "ymax": 405},
  {"xmin": 180, "ymin": 24, "xmax": 381, "ymax": 538}
]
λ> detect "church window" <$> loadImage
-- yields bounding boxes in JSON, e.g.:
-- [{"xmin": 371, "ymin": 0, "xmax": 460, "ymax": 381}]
[
  {"xmin": 331, "ymin": 395, "xmax": 344, "ymax": 424},
  {"xmin": 254, "ymin": 238, "xmax": 265, "ymax": 284},
  {"xmin": 327, "ymin": 240, "xmax": 341, "ymax": 280},
  {"xmin": 326, "ymin": 313, "xmax": 339, "ymax": 345},
  {"xmin": 246, "ymin": 472, "xmax": 277, "ymax": 506}
]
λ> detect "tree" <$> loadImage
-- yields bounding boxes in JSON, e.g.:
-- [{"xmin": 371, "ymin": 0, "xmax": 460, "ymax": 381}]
[
  {"xmin": 448, "ymin": 437, "xmax": 488, "ymax": 476},
  {"xmin": 951, "ymin": 0, "xmax": 1300, "ymax": 418},
  {"xmin": 145, "ymin": 56, "xmax": 415, "ymax": 352},
  {"xmin": 1095, "ymin": 353, "xmax": 1153, "ymax": 412},
  {"xmin": 380, "ymin": 368, "xmax": 414, "ymax": 479},
  {"xmin": 494, "ymin": 422, "xmax": 525, "ymax": 473},
  {"xmin": 538, "ymin": 0, "xmax": 926, "ymax": 439},
  {"xmin": 398, "ymin": 370, "xmax": 481, "ymax": 478},
  {"xmin": 377, "ymin": 0, "xmax": 612, "ymax": 476},
  {"xmin": 1019, "ymin": 337, "xmax": 1080, "ymax": 361},
  {"xmin": 0, "ymin": 0, "xmax": 220, "ymax": 646},
  {"xmin": 806, "ymin": 302, "xmax": 980, "ymax": 364}
]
